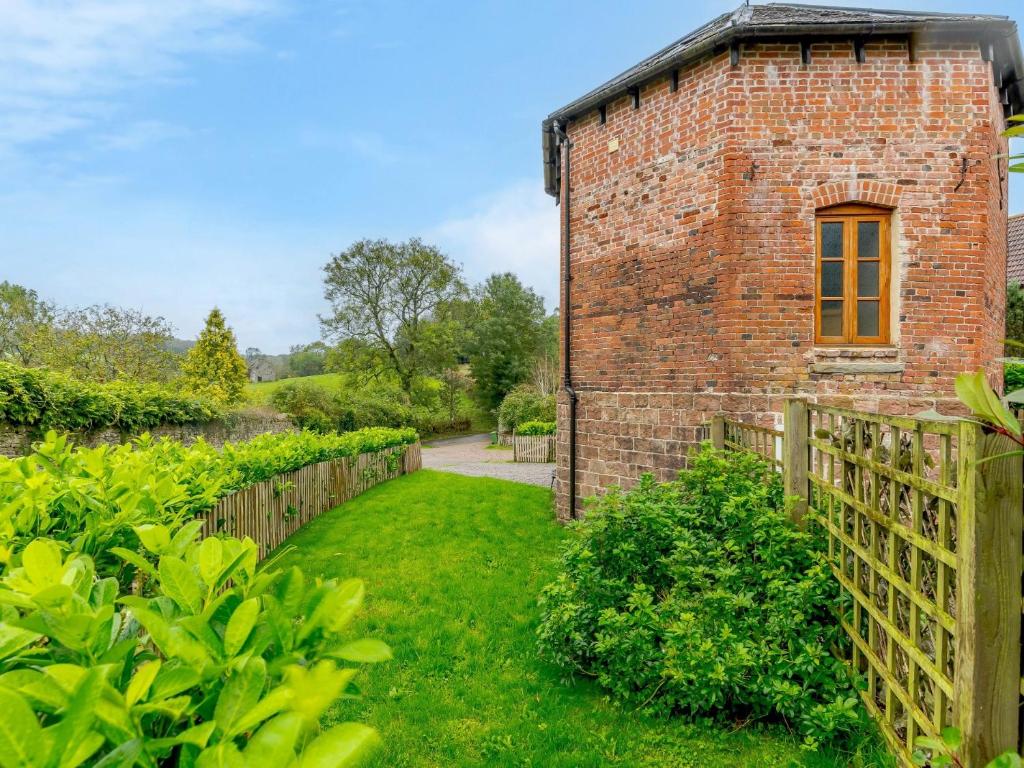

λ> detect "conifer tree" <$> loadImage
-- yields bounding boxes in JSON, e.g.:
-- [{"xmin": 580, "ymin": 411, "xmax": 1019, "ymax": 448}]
[{"xmin": 182, "ymin": 308, "xmax": 247, "ymax": 404}]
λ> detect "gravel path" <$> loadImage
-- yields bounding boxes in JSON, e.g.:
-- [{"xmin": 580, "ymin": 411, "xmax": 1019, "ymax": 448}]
[{"xmin": 421, "ymin": 433, "xmax": 555, "ymax": 488}]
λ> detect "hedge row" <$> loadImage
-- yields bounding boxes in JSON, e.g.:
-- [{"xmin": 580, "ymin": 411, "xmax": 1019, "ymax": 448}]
[
  {"xmin": 516, "ymin": 420, "xmax": 556, "ymax": 436},
  {"xmin": 0, "ymin": 361, "xmax": 222, "ymax": 432},
  {"xmin": 0, "ymin": 430, "xmax": 395, "ymax": 765},
  {"xmin": 0, "ymin": 426, "xmax": 419, "ymax": 569}
]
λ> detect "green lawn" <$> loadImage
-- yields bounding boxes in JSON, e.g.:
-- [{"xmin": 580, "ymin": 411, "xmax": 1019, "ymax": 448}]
[{"xmin": 274, "ymin": 470, "xmax": 876, "ymax": 768}]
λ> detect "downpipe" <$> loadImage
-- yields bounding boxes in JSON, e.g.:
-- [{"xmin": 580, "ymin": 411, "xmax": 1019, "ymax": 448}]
[{"xmin": 554, "ymin": 121, "xmax": 578, "ymax": 520}]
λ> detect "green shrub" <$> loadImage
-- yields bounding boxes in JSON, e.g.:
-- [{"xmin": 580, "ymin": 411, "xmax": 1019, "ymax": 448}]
[
  {"xmin": 0, "ymin": 427, "xmax": 419, "ymax": 572},
  {"xmin": 516, "ymin": 420, "xmax": 555, "ymax": 436},
  {"xmin": 537, "ymin": 446, "xmax": 862, "ymax": 749},
  {"xmin": 268, "ymin": 380, "xmax": 347, "ymax": 432},
  {"xmin": 0, "ymin": 361, "xmax": 221, "ymax": 433},
  {"xmin": 1005, "ymin": 362, "xmax": 1024, "ymax": 394},
  {"xmin": 496, "ymin": 385, "xmax": 555, "ymax": 433},
  {"xmin": 0, "ymin": 525, "xmax": 386, "ymax": 766}
]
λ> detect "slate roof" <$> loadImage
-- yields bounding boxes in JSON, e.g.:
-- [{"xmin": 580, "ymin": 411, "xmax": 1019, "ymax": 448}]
[
  {"xmin": 542, "ymin": 3, "xmax": 1023, "ymax": 196},
  {"xmin": 1010, "ymin": 214, "xmax": 1024, "ymax": 286}
]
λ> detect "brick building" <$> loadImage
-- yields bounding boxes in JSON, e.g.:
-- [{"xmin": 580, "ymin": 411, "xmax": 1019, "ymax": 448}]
[{"xmin": 542, "ymin": 4, "xmax": 1023, "ymax": 518}]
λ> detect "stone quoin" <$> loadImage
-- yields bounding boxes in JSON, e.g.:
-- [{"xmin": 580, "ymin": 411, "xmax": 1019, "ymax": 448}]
[{"xmin": 541, "ymin": 4, "xmax": 1024, "ymax": 519}]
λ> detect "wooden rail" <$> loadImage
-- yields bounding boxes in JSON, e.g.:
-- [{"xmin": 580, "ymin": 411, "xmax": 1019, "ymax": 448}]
[
  {"xmin": 717, "ymin": 404, "xmax": 1023, "ymax": 767},
  {"xmin": 200, "ymin": 442, "xmax": 421, "ymax": 559}
]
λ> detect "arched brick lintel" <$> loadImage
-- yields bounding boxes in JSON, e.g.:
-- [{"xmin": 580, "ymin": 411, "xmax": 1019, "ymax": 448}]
[{"xmin": 812, "ymin": 180, "xmax": 902, "ymax": 210}]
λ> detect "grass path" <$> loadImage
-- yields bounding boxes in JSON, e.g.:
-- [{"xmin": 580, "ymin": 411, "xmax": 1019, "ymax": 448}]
[{"xmin": 275, "ymin": 470, "xmax": 860, "ymax": 768}]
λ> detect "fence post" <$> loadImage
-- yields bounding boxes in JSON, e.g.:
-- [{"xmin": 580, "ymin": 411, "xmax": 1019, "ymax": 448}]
[
  {"xmin": 710, "ymin": 414, "xmax": 725, "ymax": 450},
  {"xmin": 955, "ymin": 421, "xmax": 1022, "ymax": 767},
  {"xmin": 782, "ymin": 398, "xmax": 809, "ymax": 526}
]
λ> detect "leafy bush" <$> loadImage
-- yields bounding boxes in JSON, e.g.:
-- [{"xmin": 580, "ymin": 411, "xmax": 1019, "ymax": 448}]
[
  {"xmin": 0, "ymin": 361, "xmax": 221, "ymax": 433},
  {"xmin": 496, "ymin": 385, "xmax": 555, "ymax": 433},
  {"xmin": 1005, "ymin": 362, "xmax": 1024, "ymax": 394},
  {"xmin": 0, "ymin": 428, "xmax": 419, "ymax": 572},
  {"xmin": 269, "ymin": 380, "xmax": 347, "ymax": 432},
  {"xmin": 0, "ymin": 524, "xmax": 386, "ymax": 767},
  {"xmin": 516, "ymin": 420, "xmax": 555, "ymax": 436},
  {"xmin": 537, "ymin": 446, "xmax": 863, "ymax": 749}
]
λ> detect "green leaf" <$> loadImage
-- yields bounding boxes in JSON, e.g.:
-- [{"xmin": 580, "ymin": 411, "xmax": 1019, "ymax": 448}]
[
  {"xmin": 243, "ymin": 712, "xmax": 304, "ymax": 767},
  {"xmin": 0, "ymin": 624, "xmax": 41, "ymax": 662},
  {"xmin": 195, "ymin": 743, "xmax": 246, "ymax": 768},
  {"xmin": 109, "ymin": 548, "xmax": 157, "ymax": 579},
  {"xmin": 170, "ymin": 521, "xmax": 206, "ymax": 558},
  {"xmin": 988, "ymin": 754, "xmax": 1023, "ymax": 768},
  {"xmin": 214, "ymin": 657, "xmax": 267, "ymax": 737},
  {"xmin": 90, "ymin": 739, "xmax": 143, "ymax": 768},
  {"xmin": 231, "ymin": 685, "xmax": 293, "ymax": 736},
  {"xmin": 298, "ymin": 722, "xmax": 379, "ymax": 768},
  {"xmin": 940, "ymin": 726, "xmax": 962, "ymax": 751},
  {"xmin": 198, "ymin": 538, "xmax": 223, "ymax": 587},
  {"xmin": 0, "ymin": 684, "xmax": 43, "ymax": 768},
  {"xmin": 0, "ymin": 670, "xmax": 67, "ymax": 712},
  {"xmin": 21, "ymin": 539, "xmax": 64, "ymax": 591},
  {"xmin": 223, "ymin": 598, "xmax": 259, "ymax": 657},
  {"xmin": 158, "ymin": 556, "xmax": 204, "ymax": 614},
  {"xmin": 47, "ymin": 668, "xmax": 104, "ymax": 768},
  {"xmin": 134, "ymin": 525, "xmax": 171, "ymax": 556},
  {"xmin": 328, "ymin": 639, "xmax": 392, "ymax": 664},
  {"xmin": 125, "ymin": 659, "xmax": 161, "ymax": 706}
]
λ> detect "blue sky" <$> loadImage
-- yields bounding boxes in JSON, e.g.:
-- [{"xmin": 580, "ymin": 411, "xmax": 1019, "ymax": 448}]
[{"xmin": 1, "ymin": 0, "xmax": 1021, "ymax": 352}]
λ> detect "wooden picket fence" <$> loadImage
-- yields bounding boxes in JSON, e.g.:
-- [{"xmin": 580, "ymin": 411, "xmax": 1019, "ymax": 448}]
[
  {"xmin": 513, "ymin": 434, "xmax": 554, "ymax": 462},
  {"xmin": 711, "ymin": 404, "xmax": 1023, "ymax": 768},
  {"xmin": 198, "ymin": 442, "xmax": 421, "ymax": 560}
]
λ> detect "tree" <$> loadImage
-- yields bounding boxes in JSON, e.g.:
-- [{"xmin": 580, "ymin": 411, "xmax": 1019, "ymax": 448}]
[
  {"xmin": 438, "ymin": 366, "xmax": 469, "ymax": 425},
  {"xmin": 320, "ymin": 238, "xmax": 466, "ymax": 394},
  {"xmin": 181, "ymin": 308, "xmax": 248, "ymax": 404},
  {"xmin": 0, "ymin": 282, "xmax": 55, "ymax": 366},
  {"xmin": 1007, "ymin": 283, "xmax": 1024, "ymax": 357},
  {"xmin": 532, "ymin": 311, "xmax": 560, "ymax": 396},
  {"xmin": 287, "ymin": 341, "xmax": 327, "ymax": 378},
  {"xmin": 38, "ymin": 304, "xmax": 179, "ymax": 382},
  {"xmin": 467, "ymin": 273, "xmax": 547, "ymax": 409}
]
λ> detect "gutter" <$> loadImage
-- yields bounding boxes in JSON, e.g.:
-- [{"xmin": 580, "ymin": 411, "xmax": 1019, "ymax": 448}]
[{"xmin": 553, "ymin": 120, "xmax": 578, "ymax": 520}]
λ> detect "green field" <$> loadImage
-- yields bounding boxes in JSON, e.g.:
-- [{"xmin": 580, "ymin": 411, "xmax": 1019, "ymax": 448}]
[
  {"xmin": 245, "ymin": 372, "xmax": 350, "ymax": 402},
  {"xmin": 274, "ymin": 470, "xmax": 879, "ymax": 768}
]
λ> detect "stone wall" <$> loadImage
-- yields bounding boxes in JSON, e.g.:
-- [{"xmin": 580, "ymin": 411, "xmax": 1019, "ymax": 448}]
[
  {"xmin": 0, "ymin": 411, "xmax": 295, "ymax": 458},
  {"xmin": 555, "ymin": 38, "xmax": 1009, "ymax": 518}
]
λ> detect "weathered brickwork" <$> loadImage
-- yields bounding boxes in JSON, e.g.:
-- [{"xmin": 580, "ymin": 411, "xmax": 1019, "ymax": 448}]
[{"xmin": 556, "ymin": 40, "xmax": 1009, "ymax": 518}]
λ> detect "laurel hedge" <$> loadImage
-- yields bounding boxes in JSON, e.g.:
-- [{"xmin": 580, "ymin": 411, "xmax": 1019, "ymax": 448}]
[{"xmin": 0, "ymin": 361, "xmax": 222, "ymax": 433}]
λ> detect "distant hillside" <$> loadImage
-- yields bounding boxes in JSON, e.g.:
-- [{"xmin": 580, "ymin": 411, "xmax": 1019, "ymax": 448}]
[{"xmin": 166, "ymin": 338, "xmax": 195, "ymax": 354}]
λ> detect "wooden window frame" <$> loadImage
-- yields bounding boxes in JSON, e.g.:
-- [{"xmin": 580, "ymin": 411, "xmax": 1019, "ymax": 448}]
[{"xmin": 815, "ymin": 203, "xmax": 891, "ymax": 345}]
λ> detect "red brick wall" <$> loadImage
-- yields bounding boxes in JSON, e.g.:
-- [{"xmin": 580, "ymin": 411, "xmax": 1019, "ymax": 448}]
[{"xmin": 556, "ymin": 39, "xmax": 1009, "ymax": 519}]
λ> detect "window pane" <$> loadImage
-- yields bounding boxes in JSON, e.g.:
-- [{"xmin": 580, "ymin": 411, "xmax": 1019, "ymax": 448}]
[
  {"xmin": 821, "ymin": 261, "xmax": 843, "ymax": 297},
  {"xmin": 821, "ymin": 300, "xmax": 843, "ymax": 337},
  {"xmin": 857, "ymin": 300, "xmax": 880, "ymax": 337},
  {"xmin": 858, "ymin": 221, "xmax": 879, "ymax": 259},
  {"xmin": 821, "ymin": 222, "xmax": 844, "ymax": 259},
  {"xmin": 857, "ymin": 261, "xmax": 879, "ymax": 297}
]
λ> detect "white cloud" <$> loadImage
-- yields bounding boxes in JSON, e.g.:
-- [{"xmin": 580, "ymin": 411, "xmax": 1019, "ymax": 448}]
[
  {"xmin": 0, "ymin": 0, "xmax": 277, "ymax": 147},
  {"xmin": 430, "ymin": 180, "xmax": 560, "ymax": 311}
]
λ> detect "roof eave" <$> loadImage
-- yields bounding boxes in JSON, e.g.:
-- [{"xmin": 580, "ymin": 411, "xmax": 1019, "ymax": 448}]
[{"xmin": 544, "ymin": 18, "xmax": 1019, "ymax": 127}]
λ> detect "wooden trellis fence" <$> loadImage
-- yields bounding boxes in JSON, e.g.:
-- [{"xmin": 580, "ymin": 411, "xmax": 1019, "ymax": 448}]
[
  {"xmin": 712, "ymin": 404, "xmax": 1022, "ymax": 767},
  {"xmin": 198, "ymin": 442, "xmax": 421, "ymax": 560}
]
